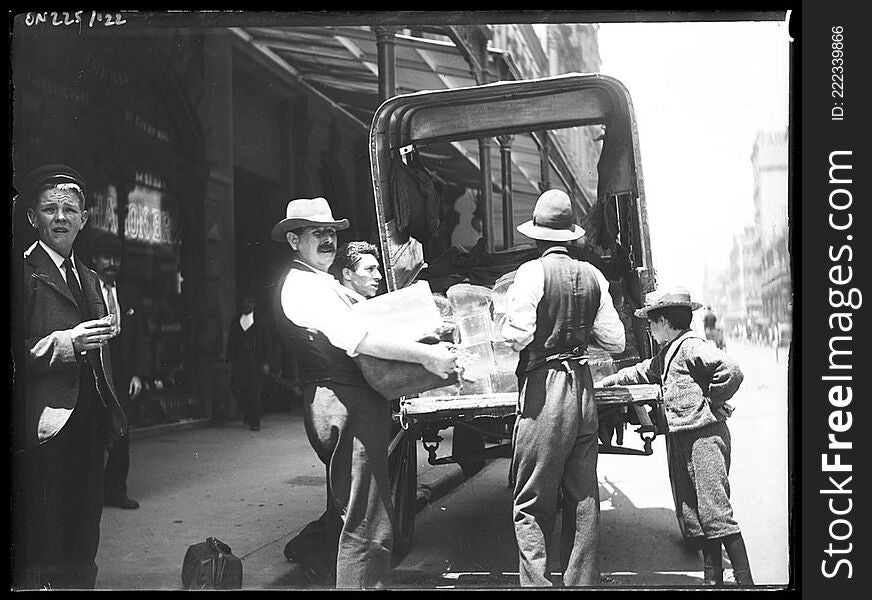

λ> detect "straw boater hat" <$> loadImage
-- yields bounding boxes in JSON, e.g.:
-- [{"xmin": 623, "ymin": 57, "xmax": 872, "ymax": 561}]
[
  {"xmin": 516, "ymin": 189, "xmax": 585, "ymax": 242},
  {"xmin": 270, "ymin": 197, "xmax": 349, "ymax": 242},
  {"xmin": 634, "ymin": 287, "xmax": 703, "ymax": 318}
]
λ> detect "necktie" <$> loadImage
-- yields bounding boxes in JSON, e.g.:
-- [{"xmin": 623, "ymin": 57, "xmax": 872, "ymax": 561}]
[
  {"xmin": 104, "ymin": 281, "xmax": 120, "ymax": 335},
  {"xmin": 62, "ymin": 258, "xmax": 89, "ymax": 319}
]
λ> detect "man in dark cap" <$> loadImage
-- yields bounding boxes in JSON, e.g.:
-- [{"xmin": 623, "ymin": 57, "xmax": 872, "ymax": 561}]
[
  {"xmin": 13, "ymin": 164, "xmax": 127, "ymax": 589},
  {"xmin": 92, "ymin": 231, "xmax": 150, "ymax": 509}
]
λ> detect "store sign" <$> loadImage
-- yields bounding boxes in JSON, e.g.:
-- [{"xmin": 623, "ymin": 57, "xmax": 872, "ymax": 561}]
[
  {"xmin": 89, "ymin": 180, "xmax": 179, "ymax": 246},
  {"xmin": 90, "ymin": 184, "xmax": 120, "ymax": 235},
  {"xmin": 126, "ymin": 184, "xmax": 179, "ymax": 246}
]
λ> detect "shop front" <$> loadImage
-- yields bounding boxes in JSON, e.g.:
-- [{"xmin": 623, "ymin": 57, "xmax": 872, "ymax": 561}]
[{"xmin": 12, "ymin": 29, "xmax": 210, "ymax": 429}]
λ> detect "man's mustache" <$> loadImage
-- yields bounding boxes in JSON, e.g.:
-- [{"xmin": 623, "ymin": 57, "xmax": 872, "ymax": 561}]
[{"xmin": 318, "ymin": 243, "xmax": 335, "ymax": 252}]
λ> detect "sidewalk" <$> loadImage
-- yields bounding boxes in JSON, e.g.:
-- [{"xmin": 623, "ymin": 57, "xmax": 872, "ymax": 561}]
[{"xmin": 94, "ymin": 410, "xmax": 465, "ymax": 590}]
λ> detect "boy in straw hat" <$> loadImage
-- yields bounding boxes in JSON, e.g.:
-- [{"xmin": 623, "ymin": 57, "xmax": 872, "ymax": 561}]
[
  {"xmin": 598, "ymin": 286, "xmax": 754, "ymax": 586},
  {"xmin": 501, "ymin": 189, "xmax": 626, "ymax": 586}
]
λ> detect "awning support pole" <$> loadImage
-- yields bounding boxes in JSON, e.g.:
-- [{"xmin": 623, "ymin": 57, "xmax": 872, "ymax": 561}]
[
  {"xmin": 498, "ymin": 135, "xmax": 514, "ymax": 249},
  {"xmin": 473, "ymin": 33, "xmax": 495, "ymax": 253},
  {"xmin": 374, "ymin": 26, "xmax": 401, "ymax": 102},
  {"xmin": 539, "ymin": 130, "xmax": 551, "ymax": 192}
]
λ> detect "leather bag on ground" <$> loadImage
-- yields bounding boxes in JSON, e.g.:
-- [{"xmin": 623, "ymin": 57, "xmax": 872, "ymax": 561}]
[{"xmin": 181, "ymin": 537, "xmax": 243, "ymax": 590}]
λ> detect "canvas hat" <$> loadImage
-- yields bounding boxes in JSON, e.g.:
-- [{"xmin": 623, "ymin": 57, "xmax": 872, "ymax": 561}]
[
  {"xmin": 17, "ymin": 164, "xmax": 87, "ymax": 208},
  {"xmin": 634, "ymin": 287, "xmax": 703, "ymax": 318},
  {"xmin": 516, "ymin": 189, "xmax": 585, "ymax": 242},
  {"xmin": 270, "ymin": 197, "xmax": 349, "ymax": 242}
]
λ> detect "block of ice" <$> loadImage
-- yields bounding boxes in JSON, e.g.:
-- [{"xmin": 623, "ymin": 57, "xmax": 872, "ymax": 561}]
[
  {"xmin": 447, "ymin": 283, "xmax": 493, "ymax": 316},
  {"xmin": 350, "ymin": 280, "xmax": 442, "ymax": 341},
  {"xmin": 457, "ymin": 312, "xmax": 495, "ymax": 345}
]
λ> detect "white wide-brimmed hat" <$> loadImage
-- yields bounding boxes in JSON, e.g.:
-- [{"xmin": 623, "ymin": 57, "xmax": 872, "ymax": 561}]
[
  {"xmin": 271, "ymin": 197, "xmax": 349, "ymax": 242},
  {"xmin": 634, "ymin": 287, "xmax": 703, "ymax": 318},
  {"xmin": 516, "ymin": 189, "xmax": 585, "ymax": 242}
]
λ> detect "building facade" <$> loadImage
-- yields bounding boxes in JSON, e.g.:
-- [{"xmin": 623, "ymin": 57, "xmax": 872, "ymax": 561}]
[
  {"xmin": 12, "ymin": 15, "xmax": 605, "ymax": 427},
  {"xmin": 703, "ymin": 129, "xmax": 790, "ymax": 339}
]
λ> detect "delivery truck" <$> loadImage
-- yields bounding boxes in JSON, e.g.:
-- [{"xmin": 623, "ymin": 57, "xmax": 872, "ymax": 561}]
[{"xmin": 365, "ymin": 73, "xmax": 667, "ymax": 554}]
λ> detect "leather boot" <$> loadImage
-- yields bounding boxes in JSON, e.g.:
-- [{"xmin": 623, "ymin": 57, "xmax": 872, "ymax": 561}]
[
  {"xmin": 701, "ymin": 538, "xmax": 724, "ymax": 586},
  {"xmin": 722, "ymin": 533, "xmax": 754, "ymax": 586},
  {"xmin": 733, "ymin": 569, "xmax": 754, "ymax": 586},
  {"xmin": 703, "ymin": 566, "xmax": 724, "ymax": 586}
]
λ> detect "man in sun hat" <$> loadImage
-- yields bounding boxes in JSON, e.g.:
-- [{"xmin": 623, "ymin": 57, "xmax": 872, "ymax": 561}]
[
  {"xmin": 598, "ymin": 285, "xmax": 753, "ymax": 586},
  {"xmin": 502, "ymin": 188, "xmax": 625, "ymax": 587},
  {"xmin": 13, "ymin": 164, "xmax": 127, "ymax": 589},
  {"xmin": 271, "ymin": 197, "xmax": 457, "ymax": 588}
]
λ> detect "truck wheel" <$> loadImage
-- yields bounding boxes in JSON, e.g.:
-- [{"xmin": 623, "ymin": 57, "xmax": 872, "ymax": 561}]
[
  {"xmin": 389, "ymin": 424, "xmax": 418, "ymax": 560},
  {"xmin": 453, "ymin": 424, "xmax": 485, "ymax": 478}
]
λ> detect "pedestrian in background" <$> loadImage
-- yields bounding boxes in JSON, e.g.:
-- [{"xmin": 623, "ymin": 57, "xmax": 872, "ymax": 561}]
[
  {"xmin": 502, "ymin": 189, "xmax": 626, "ymax": 587},
  {"xmin": 92, "ymin": 231, "xmax": 150, "ymax": 510},
  {"xmin": 226, "ymin": 294, "xmax": 273, "ymax": 431},
  {"xmin": 14, "ymin": 164, "xmax": 127, "ymax": 589},
  {"xmin": 598, "ymin": 287, "xmax": 754, "ymax": 586}
]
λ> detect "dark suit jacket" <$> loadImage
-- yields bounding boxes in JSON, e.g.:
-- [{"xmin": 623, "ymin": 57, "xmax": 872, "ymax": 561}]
[
  {"xmin": 226, "ymin": 311, "xmax": 273, "ymax": 386},
  {"xmin": 101, "ymin": 280, "xmax": 150, "ymax": 405},
  {"xmin": 22, "ymin": 242, "xmax": 127, "ymax": 449}
]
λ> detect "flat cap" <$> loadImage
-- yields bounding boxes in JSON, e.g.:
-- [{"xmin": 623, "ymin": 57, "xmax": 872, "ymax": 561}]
[{"xmin": 17, "ymin": 164, "xmax": 87, "ymax": 207}]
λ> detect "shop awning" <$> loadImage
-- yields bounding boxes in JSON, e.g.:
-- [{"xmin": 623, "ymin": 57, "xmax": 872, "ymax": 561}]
[{"xmin": 228, "ymin": 26, "xmax": 590, "ymax": 230}]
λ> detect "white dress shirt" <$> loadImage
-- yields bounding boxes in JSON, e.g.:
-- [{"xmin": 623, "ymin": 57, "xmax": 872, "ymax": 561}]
[
  {"xmin": 502, "ymin": 250, "xmax": 626, "ymax": 354},
  {"xmin": 280, "ymin": 260, "xmax": 370, "ymax": 356},
  {"xmin": 39, "ymin": 240, "xmax": 83, "ymax": 289},
  {"xmin": 99, "ymin": 279, "xmax": 122, "ymax": 335},
  {"xmin": 239, "ymin": 311, "xmax": 254, "ymax": 332}
]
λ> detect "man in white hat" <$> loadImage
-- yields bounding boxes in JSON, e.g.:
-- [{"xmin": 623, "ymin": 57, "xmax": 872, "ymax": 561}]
[
  {"xmin": 270, "ymin": 197, "xmax": 456, "ymax": 589},
  {"xmin": 598, "ymin": 287, "xmax": 753, "ymax": 586},
  {"xmin": 501, "ymin": 189, "xmax": 625, "ymax": 587}
]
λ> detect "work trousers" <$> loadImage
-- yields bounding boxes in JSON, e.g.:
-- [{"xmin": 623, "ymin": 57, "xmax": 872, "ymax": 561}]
[
  {"xmin": 512, "ymin": 360, "xmax": 600, "ymax": 587},
  {"xmin": 302, "ymin": 381, "xmax": 394, "ymax": 589},
  {"xmin": 667, "ymin": 421, "xmax": 741, "ymax": 540},
  {"xmin": 231, "ymin": 372, "xmax": 265, "ymax": 428},
  {"xmin": 24, "ymin": 367, "xmax": 106, "ymax": 590}
]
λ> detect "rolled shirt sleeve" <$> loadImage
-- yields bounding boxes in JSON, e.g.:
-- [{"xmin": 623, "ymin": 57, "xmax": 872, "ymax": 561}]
[
  {"xmin": 590, "ymin": 266, "xmax": 626, "ymax": 353},
  {"xmin": 280, "ymin": 269, "xmax": 369, "ymax": 356},
  {"xmin": 501, "ymin": 260, "xmax": 543, "ymax": 351}
]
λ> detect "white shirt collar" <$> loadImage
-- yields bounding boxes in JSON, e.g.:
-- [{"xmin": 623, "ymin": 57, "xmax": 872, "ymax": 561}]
[
  {"xmin": 292, "ymin": 259, "xmax": 335, "ymax": 279},
  {"xmin": 39, "ymin": 240, "xmax": 79, "ymax": 281},
  {"xmin": 240, "ymin": 311, "xmax": 254, "ymax": 331},
  {"xmin": 340, "ymin": 284, "xmax": 367, "ymax": 305}
]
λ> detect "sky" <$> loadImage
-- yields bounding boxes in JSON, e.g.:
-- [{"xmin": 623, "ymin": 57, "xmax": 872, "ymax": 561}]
[{"xmin": 597, "ymin": 19, "xmax": 790, "ymax": 298}]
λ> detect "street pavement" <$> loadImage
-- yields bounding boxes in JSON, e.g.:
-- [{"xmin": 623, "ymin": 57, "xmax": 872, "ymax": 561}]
[
  {"xmin": 93, "ymin": 408, "xmax": 464, "ymax": 590},
  {"xmin": 94, "ymin": 337, "xmax": 790, "ymax": 590},
  {"xmin": 391, "ymin": 337, "xmax": 791, "ymax": 589}
]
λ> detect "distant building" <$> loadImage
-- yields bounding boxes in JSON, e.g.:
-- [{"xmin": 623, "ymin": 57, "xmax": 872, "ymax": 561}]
[
  {"xmin": 704, "ymin": 129, "xmax": 789, "ymax": 337},
  {"xmin": 753, "ymin": 130, "xmax": 791, "ymax": 328}
]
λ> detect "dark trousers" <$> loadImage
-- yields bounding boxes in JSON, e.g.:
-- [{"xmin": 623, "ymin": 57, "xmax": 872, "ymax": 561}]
[
  {"xmin": 23, "ymin": 368, "xmax": 106, "ymax": 590},
  {"xmin": 231, "ymin": 373, "xmax": 265, "ymax": 428},
  {"xmin": 512, "ymin": 360, "xmax": 600, "ymax": 587},
  {"xmin": 103, "ymin": 434, "xmax": 131, "ymax": 502},
  {"xmin": 302, "ymin": 381, "xmax": 394, "ymax": 589}
]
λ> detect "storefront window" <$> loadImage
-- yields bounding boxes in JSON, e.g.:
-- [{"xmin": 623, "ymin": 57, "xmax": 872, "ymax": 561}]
[{"xmin": 89, "ymin": 172, "xmax": 200, "ymax": 428}]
